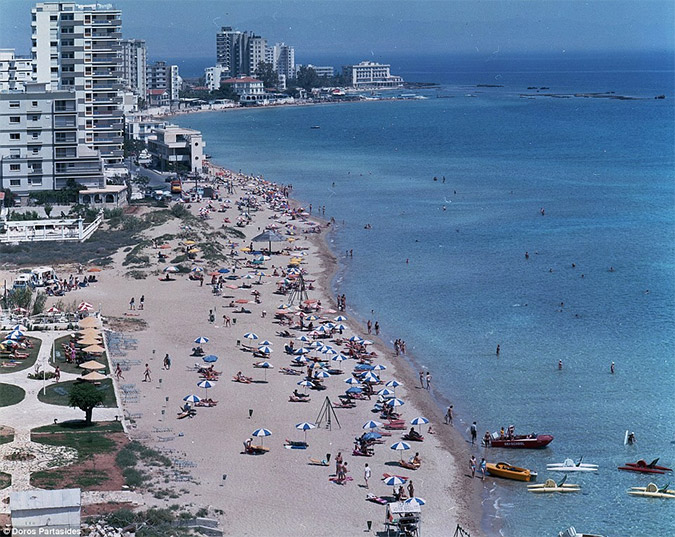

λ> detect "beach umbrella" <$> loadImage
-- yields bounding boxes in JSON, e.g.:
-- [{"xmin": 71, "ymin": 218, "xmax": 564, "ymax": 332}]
[
  {"xmin": 410, "ymin": 416, "xmax": 429, "ymax": 426},
  {"xmin": 46, "ymin": 307, "xmax": 61, "ymax": 315},
  {"xmin": 377, "ymin": 388, "xmax": 395, "ymax": 397},
  {"xmin": 256, "ymin": 361, "xmax": 273, "ymax": 381},
  {"xmin": 405, "ymin": 497, "xmax": 426, "ymax": 506},
  {"xmin": 386, "ymin": 398, "xmax": 405, "ymax": 408},
  {"xmin": 78, "ymin": 335, "xmax": 102, "ymax": 346},
  {"xmin": 314, "ymin": 370, "xmax": 330, "ymax": 379},
  {"xmin": 12, "ymin": 307, "xmax": 29, "ymax": 314},
  {"xmin": 361, "ymin": 372, "xmax": 380, "ymax": 383},
  {"xmin": 190, "ymin": 266, "xmax": 204, "ymax": 273},
  {"xmin": 349, "ymin": 336, "xmax": 363, "ymax": 343},
  {"xmin": 252, "ymin": 428, "xmax": 272, "ymax": 446},
  {"xmin": 331, "ymin": 354, "xmax": 348, "ymax": 363},
  {"xmin": 257, "ymin": 345, "xmax": 273, "ymax": 355},
  {"xmin": 385, "ymin": 379, "xmax": 403, "ymax": 389},
  {"xmin": 294, "ymin": 347, "xmax": 310, "ymax": 355},
  {"xmin": 363, "ymin": 431, "xmax": 382, "ymax": 441},
  {"xmin": 295, "ymin": 421, "xmax": 316, "ymax": 442},
  {"xmin": 7, "ymin": 330, "xmax": 24, "ymax": 340},
  {"xmin": 251, "ymin": 230, "xmax": 286, "ymax": 253},
  {"xmin": 334, "ymin": 315, "xmax": 348, "ymax": 322},
  {"xmin": 293, "ymin": 355, "xmax": 308, "ymax": 364},
  {"xmin": 362, "ymin": 340, "xmax": 373, "ymax": 346},
  {"xmin": 297, "ymin": 379, "xmax": 313, "ymax": 392},
  {"xmin": 344, "ymin": 377, "xmax": 361, "ymax": 385},
  {"xmin": 354, "ymin": 363, "xmax": 374, "ymax": 371},
  {"xmin": 372, "ymin": 364, "xmax": 387, "ymax": 372},
  {"xmin": 384, "ymin": 475, "xmax": 406, "ymax": 487},
  {"xmin": 83, "ymin": 344, "xmax": 105, "ymax": 354},
  {"xmin": 346, "ymin": 386, "xmax": 363, "ymax": 394},
  {"xmin": 217, "ymin": 268, "xmax": 230, "ymax": 274},
  {"xmin": 183, "ymin": 394, "xmax": 201, "ymax": 403},
  {"xmin": 81, "ymin": 371, "xmax": 107, "ymax": 382},
  {"xmin": 202, "ymin": 354, "xmax": 218, "ymax": 363},
  {"xmin": 333, "ymin": 324, "xmax": 347, "ymax": 332},
  {"xmin": 194, "ymin": 336, "xmax": 209, "ymax": 344},
  {"xmin": 243, "ymin": 332, "xmax": 259, "ymax": 343},
  {"xmin": 296, "ymin": 335, "xmax": 310, "ymax": 342},
  {"xmin": 305, "ymin": 315, "xmax": 320, "ymax": 322},
  {"xmin": 79, "ymin": 360, "xmax": 106, "ymax": 370},
  {"xmin": 363, "ymin": 420, "xmax": 383, "ymax": 430},
  {"xmin": 164, "ymin": 266, "xmax": 179, "ymax": 273},
  {"xmin": 1, "ymin": 340, "xmax": 18, "ymax": 348},
  {"xmin": 259, "ymin": 340, "xmax": 273, "ymax": 346},
  {"xmin": 390, "ymin": 441, "xmax": 411, "ymax": 461},
  {"xmin": 11, "ymin": 324, "xmax": 28, "ymax": 332},
  {"xmin": 197, "ymin": 380, "xmax": 213, "ymax": 398}
]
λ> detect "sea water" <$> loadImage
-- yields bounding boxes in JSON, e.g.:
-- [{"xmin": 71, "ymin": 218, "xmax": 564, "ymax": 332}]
[{"xmin": 175, "ymin": 54, "xmax": 675, "ymax": 537}]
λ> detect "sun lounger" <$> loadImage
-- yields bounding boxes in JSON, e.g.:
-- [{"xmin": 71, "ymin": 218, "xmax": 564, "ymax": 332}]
[
  {"xmin": 366, "ymin": 493, "xmax": 388, "ymax": 505},
  {"xmin": 279, "ymin": 367, "xmax": 301, "ymax": 375},
  {"xmin": 232, "ymin": 375, "xmax": 252, "ymax": 384},
  {"xmin": 284, "ymin": 439, "xmax": 308, "ymax": 449},
  {"xmin": 398, "ymin": 460, "xmax": 420, "ymax": 471},
  {"xmin": 333, "ymin": 401, "xmax": 356, "ymax": 409},
  {"xmin": 308, "ymin": 458, "xmax": 329, "ymax": 466}
]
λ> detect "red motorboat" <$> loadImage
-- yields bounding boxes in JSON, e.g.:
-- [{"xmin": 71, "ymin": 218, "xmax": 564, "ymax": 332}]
[
  {"xmin": 619, "ymin": 458, "xmax": 672, "ymax": 474},
  {"xmin": 488, "ymin": 434, "xmax": 554, "ymax": 449}
]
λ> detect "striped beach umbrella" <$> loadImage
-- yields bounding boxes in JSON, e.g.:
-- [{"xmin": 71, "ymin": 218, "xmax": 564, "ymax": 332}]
[
  {"xmin": 295, "ymin": 421, "xmax": 316, "ymax": 442},
  {"xmin": 257, "ymin": 345, "xmax": 273, "ymax": 355},
  {"xmin": 410, "ymin": 416, "xmax": 429, "ymax": 426},
  {"xmin": 386, "ymin": 398, "xmax": 405, "ymax": 408},
  {"xmin": 293, "ymin": 355, "xmax": 308, "ymax": 364},
  {"xmin": 385, "ymin": 379, "xmax": 403, "ymax": 388},
  {"xmin": 294, "ymin": 347, "xmax": 310, "ymax": 355},
  {"xmin": 11, "ymin": 324, "xmax": 28, "ymax": 332},
  {"xmin": 377, "ymin": 388, "xmax": 395, "ymax": 397},
  {"xmin": 7, "ymin": 330, "xmax": 24, "ymax": 340},
  {"xmin": 256, "ymin": 361, "xmax": 273, "ymax": 381},
  {"xmin": 361, "ymin": 372, "xmax": 380, "ymax": 383},
  {"xmin": 297, "ymin": 379, "xmax": 313, "ymax": 392},
  {"xmin": 334, "ymin": 315, "xmax": 348, "ymax": 322},
  {"xmin": 344, "ymin": 377, "xmax": 361, "ymax": 385},
  {"xmin": 405, "ymin": 497, "xmax": 426, "ymax": 506},
  {"xmin": 252, "ymin": 428, "xmax": 272, "ymax": 446},
  {"xmin": 164, "ymin": 265, "xmax": 179, "ymax": 273},
  {"xmin": 296, "ymin": 335, "xmax": 311, "ymax": 342},
  {"xmin": 390, "ymin": 441, "xmax": 411, "ymax": 461},
  {"xmin": 363, "ymin": 420, "xmax": 383, "ymax": 430},
  {"xmin": 197, "ymin": 380, "xmax": 213, "ymax": 398},
  {"xmin": 259, "ymin": 340, "xmax": 273, "ymax": 346},
  {"xmin": 384, "ymin": 475, "xmax": 406, "ymax": 487},
  {"xmin": 194, "ymin": 336, "xmax": 209, "ymax": 344},
  {"xmin": 183, "ymin": 394, "xmax": 201, "ymax": 403},
  {"xmin": 314, "ymin": 370, "xmax": 330, "ymax": 379},
  {"xmin": 243, "ymin": 332, "xmax": 259, "ymax": 342},
  {"xmin": 372, "ymin": 364, "xmax": 387, "ymax": 372},
  {"xmin": 332, "ymin": 354, "xmax": 348, "ymax": 362},
  {"xmin": 333, "ymin": 324, "xmax": 347, "ymax": 332}
]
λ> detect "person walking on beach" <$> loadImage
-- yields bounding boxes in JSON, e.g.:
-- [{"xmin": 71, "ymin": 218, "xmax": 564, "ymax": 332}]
[
  {"xmin": 470, "ymin": 455, "xmax": 477, "ymax": 478},
  {"xmin": 54, "ymin": 365, "xmax": 61, "ymax": 382},
  {"xmin": 129, "ymin": 297, "xmax": 135, "ymax": 310},
  {"xmin": 335, "ymin": 452, "xmax": 343, "ymax": 477},
  {"xmin": 470, "ymin": 422, "xmax": 477, "ymax": 445},
  {"xmin": 115, "ymin": 363, "xmax": 124, "ymax": 380},
  {"xmin": 445, "ymin": 405, "xmax": 453, "ymax": 425},
  {"xmin": 407, "ymin": 479, "xmax": 415, "ymax": 498},
  {"xmin": 367, "ymin": 320, "xmax": 372, "ymax": 334},
  {"xmin": 496, "ymin": 344, "xmax": 500, "ymax": 356},
  {"xmin": 374, "ymin": 321, "xmax": 380, "ymax": 335},
  {"xmin": 139, "ymin": 295, "xmax": 144, "ymax": 310},
  {"xmin": 364, "ymin": 463, "xmax": 371, "ymax": 489},
  {"xmin": 480, "ymin": 458, "xmax": 487, "ymax": 480},
  {"xmin": 425, "ymin": 371, "xmax": 431, "ymax": 390},
  {"xmin": 143, "ymin": 363, "xmax": 151, "ymax": 382},
  {"xmin": 163, "ymin": 354, "xmax": 171, "ymax": 370},
  {"xmin": 419, "ymin": 371, "xmax": 425, "ymax": 389}
]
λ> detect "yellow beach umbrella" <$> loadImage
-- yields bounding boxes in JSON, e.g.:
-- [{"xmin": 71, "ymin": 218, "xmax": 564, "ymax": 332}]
[
  {"xmin": 78, "ymin": 336, "xmax": 102, "ymax": 346},
  {"xmin": 240, "ymin": 247, "xmax": 251, "ymax": 252},
  {"xmin": 188, "ymin": 248, "xmax": 200, "ymax": 254},
  {"xmin": 183, "ymin": 240, "xmax": 196, "ymax": 246},
  {"xmin": 81, "ymin": 371, "xmax": 107, "ymax": 382},
  {"xmin": 83, "ymin": 344, "xmax": 105, "ymax": 354},
  {"xmin": 79, "ymin": 360, "xmax": 106, "ymax": 370}
]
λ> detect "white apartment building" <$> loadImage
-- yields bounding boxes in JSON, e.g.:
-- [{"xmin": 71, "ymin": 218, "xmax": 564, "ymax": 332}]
[
  {"xmin": 0, "ymin": 50, "xmax": 34, "ymax": 91},
  {"xmin": 147, "ymin": 61, "xmax": 180, "ymax": 103},
  {"xmin": 205, "ymin": 65, "xmax": 227, "ymax": 91},
  {"xmin": 0, "ymin": 83, "xmax": 104, "ymax": 196},
  {"xmin": 267, "ymin": 43, "xmax": 295, "ymax": 81},
  {"xmin": 169, "ymin": 64, "xmax": 181, "ymax": 101},
  {"xmin": 31, "ymin": 2, "xmax": 124, "ymax": 166},
  {"xmin": 124, "ymin": 117, "xmax": 165, "ymax": 144},
  {"xmin": 342, "ymin": 61, "xmax": 404, "ymax": 89},
  {"xmin": 216, "ymin": 27, "xmax": 266, "ymax": 78},
  {"xmin": 298, "ymin": 64, "xmax": 334, "ymax": 78},
  {"xmin": 120, "ymin": 39, "xmax": 146, "ymax": 97},
  {"xmin": 148, "ymin": 125, "xmax": 203, "ymax": 173}
]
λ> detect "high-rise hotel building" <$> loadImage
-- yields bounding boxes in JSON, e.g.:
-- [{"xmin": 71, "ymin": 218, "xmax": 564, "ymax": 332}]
[{"xmin": 31, "ymin": 2, "xmax": 124, "ymax": 166}]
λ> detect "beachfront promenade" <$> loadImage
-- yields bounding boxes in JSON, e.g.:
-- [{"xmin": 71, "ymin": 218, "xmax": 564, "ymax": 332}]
[{"xmin": 0, "ymin": 173, "xmax": 483, "ymax": 536}]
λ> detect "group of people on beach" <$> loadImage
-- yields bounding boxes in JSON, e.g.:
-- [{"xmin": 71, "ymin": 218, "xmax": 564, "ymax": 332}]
[
  {"xmin": 393, "ymin": 339, "xmax": 406, "ymax": 356},
  {"xmin": 470, "ymin": 455, "xmax": 487, "ymax": 479},
  {"xmin": 336, "ymin": 294, "xmax": 347, "ymax": 311},
  {"xmin": 128, "ymin": 295, "xmax": 145, "ymax": 310},
  {"xmin": 418, "ymin": 370, "xmax": 432, "ymax": 390}
]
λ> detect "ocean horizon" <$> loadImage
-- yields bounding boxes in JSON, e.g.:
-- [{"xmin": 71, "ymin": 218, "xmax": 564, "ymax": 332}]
[{"xmin": 174, "ymin": 53, "xmax": 675, "ymax": 536}]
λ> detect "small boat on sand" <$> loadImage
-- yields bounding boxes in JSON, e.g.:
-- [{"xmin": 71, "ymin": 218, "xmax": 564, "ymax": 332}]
[
  {"xmin": 547, "ymin": 458, "xmax": 598, "ymax": 472},
  {"xmin": 628, "ymin": 482, "xmax": 675, "ymax": 499},
  {"xmin": 486, "ymin": 462, "xmax": 537, "ymax": 481},
  {"xmin": 488, "ymin": 433, "xmax": 553, "ymax": 449},
  {"xmin": 528, "ymin": 477, "xmax": 580, "ymax": 493}
]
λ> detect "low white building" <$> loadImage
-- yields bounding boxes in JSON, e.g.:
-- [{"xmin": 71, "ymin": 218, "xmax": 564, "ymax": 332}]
[
  {"xmin": 148, "ymin": 125, "xmax": 204, "ymax": 173},
  {"xmin": 10, "ymin": 488, "xmax": 81, "ymax": 531},
  {"xmin": 125, "ymin": 117, "xmax": 166, "ymax": 144},
  {"xmin": 221, "ymin": 77, "xmax": 265, "ymax": 102},
  {"xmin": 0, "ymin": 49, "xmax": 33, "ymax": 91},
  {"xmin": 205, "ymin": 65, "xmax": 228, "ymax": 91},
  {"xmin": 342, "ymin": 61, "xmax": 404, "ymax": 89}
]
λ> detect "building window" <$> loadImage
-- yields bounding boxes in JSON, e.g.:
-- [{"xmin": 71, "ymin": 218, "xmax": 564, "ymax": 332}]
[
  {"xmin": 32, "ymin": 147, "xmax": 40, "ymax": 154},
  {"xmin": 29, "ymin": 177, "xmax": 42, "ymax": 185},
  {"xmin": 31, "ymin": 101, "xmax": 38, "ymax": 107},
  {"xmin": 31, "ymin": 115, "xmax": 40, "ymax": 121},
  {"xmin": 9, "ymin": 117, "xmax": 20, "ymax": 123},
  {"xmin": 10, "ymin": 133, "xmax": 20, "ymax": 140},
  {"xmin": 9, "ymin": 101, "xmax": 19, "ymax": 108},
  {"xmin": 10, "ymin": 164, "xmax": 20, "ymax": 171},
  {"xmin": 10, "ymin": 180, "xmax": 21, "ymax": 186}
]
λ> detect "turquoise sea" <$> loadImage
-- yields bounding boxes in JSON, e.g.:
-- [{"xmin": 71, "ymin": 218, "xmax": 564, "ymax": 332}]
[{"xmin": 175, "ymin": 54, "xmax": 675, "ymax": 537}]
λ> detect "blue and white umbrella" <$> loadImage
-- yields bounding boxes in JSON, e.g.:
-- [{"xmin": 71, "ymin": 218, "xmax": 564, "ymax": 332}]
[
  {"xmin": 384, "ymin": 475, "xmax": 406, "ymax": 487},
  {"xmin": 363, "ymin": 420, "xmax": 383, "ymax": 430},
  {"xmin": 294, "ymin": 347, "xmax": 310, "ymax": 355},
  {"xmin": 316, "ymin": 325, "xmax": 331, "ymax": 334},
  {"xmin": 217, "ymin": 268, "xmax": 230, "ymax": 274},
  {"xmin": 296, "ymin": 335, "xmax": 311, "ymax": 342},
  {"xmin": 332, "ymin": 354, "xmax": 348, "ymax": 362},
  {"xmin": 190, "ymin": 266, "xmax": 204, "ymax": 273},
  {"xmin": 405, "ymin": 497, "xmax": 426, "ymax": 506},
  {"xmin": 11, "ymin": 324, "xmax": 28, "ymax": 332},
  {"xmin": 314, "ymin": 370, "xmax": 330, "ymax": 379},
  {"xmin": 377, "ymin": 388, "xmax": 395, "ymax": 397},
  {"xmin": 372, "ymin": 364, "xmax": 387, "ymax": 372},
  {"xmin": 361, "ymin": 372, "xmax": 380, "ymax": 383},
  {"xmin": 385, "ymin": 379, "xmax": 403, "ymax": 388},
  {"xmin": 386, "ymin": 398, "xmax": 405, "ymax": 408},
  {"xmin": 349, "ymin": 335, "xmax": 364, "ymax": 343},
  {"xmin": 346, "ymin": 386, "xmax": 363, "ymax": 394},
  {"xmin": 410, "ymin": 416, "xmax": 429, "ymax": 426},
  {"xmin": 259, "ymin": 340, "xmax": 273, "ymax": 346},
  {"xmin": 252, "ymin": 428, "xmax": 272, "ymax": 446},
  {"xmin": 194, "ymin": 336, "xmax": 209, "ymax": 344},
  {"xmin": 297, "ymin": 379, "xmax": 313, "ymax": 392},
  {"xmin": 243, "ymin": 332, "xmax": 259, "ymax": 342},
  {"xmin": 295, "ymin": 421, "xmax": 316, "ymax": 442},
  {"xmin": 363, "ymin": 431, "xmax": 382, "ymax": 441},
  {"xmin": 334, "ymin": 315, "xmax": 348, "ymax": 322},
  {"xmin": 344, "ymin": 377, "xmax": 361, "ymax": 385},
  {"xmin": 183, "ymin": 394, "xmax": 201, "ymax": 403},
  {"xmin": 390, "ymin": 441, "xmax": 411, "ymax": 461},
  {"xmin": 333, "ymin": 324, "xmax": 347, "ymax": 332},
  {"xmin": 7, "ymin": 330, "xmax": 23, "ymax": 340},
  {"xmin": 256, "ymin": 361, "xmax": 273, "ymax": 381},
  {"xmin": 164, "ymin": 265, "xmax": 179, "ymax": 273},
  {"xmin": 197, "ymin": 380, "xmax": 213, "ymax": 398},
  {"xmin": 293, "ymin": 355, "xmax": 308, "ymax": 364},
  {"xmin": 202, "ymin": 354, "xmax": 218, "ymax": 363},
  {"xmin": 257, "ymin": 345, "xmax": 273, "ymax": 354},
  {"xmin": 354, "ymin": 363, "xmax": 374, "ymax": 371}
]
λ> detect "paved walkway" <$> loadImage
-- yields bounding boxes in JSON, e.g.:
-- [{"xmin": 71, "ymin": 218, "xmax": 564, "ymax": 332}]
[{"xmin": 0, "ymin": 329, "xmax": 124, "ymax": 511}]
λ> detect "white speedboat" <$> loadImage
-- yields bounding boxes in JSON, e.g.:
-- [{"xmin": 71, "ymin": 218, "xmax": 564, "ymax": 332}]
[{"xmin": 547, "ymin": 458, "xmax": 598, "ymax": 472}]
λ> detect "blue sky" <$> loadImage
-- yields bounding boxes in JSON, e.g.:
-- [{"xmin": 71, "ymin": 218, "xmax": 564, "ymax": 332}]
[{"xmin": 2, "ymin": 0, "xmax": 673, "ymax": 63}]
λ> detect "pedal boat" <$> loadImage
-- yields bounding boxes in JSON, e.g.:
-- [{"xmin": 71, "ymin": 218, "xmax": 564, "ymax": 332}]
[
  {"xmin": 528, "ymin": 478, "xmax": 580, "ymax": 493},
  {"xmin": 486, "ymin": 462, "xmax": 537, "ymax": 481},
  {"xmin": 628, "ymin": 482, "xmax": 675, "ymax": 499},
  {"xmin": 547, "ymin": 458, "xmax": 598, "ymax": 472}
]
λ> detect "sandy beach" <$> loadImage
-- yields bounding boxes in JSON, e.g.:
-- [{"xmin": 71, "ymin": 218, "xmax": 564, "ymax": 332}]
[{"xmin": 1, "ymin": 172, "xmax": 484, "ymax": 536}]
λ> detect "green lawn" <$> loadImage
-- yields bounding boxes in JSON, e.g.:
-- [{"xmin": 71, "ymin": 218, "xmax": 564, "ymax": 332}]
[
  {"xmin": 37, "ymin": 379, "xmax": 117, "ymax": 408},
  {"xmin": 52, "ymin": 334, "xmax": 109, "ymax": 376},
  {"xmin": 0, "ymin": 383, "xmax": 26, "ymax": 407},
  {"xmin": 0, "ymin": 336, "xmax": 41, "ymax": 374},
  {"xmin": 0, "ymin": 426, "xmax": 14, "ymax": 445}
]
